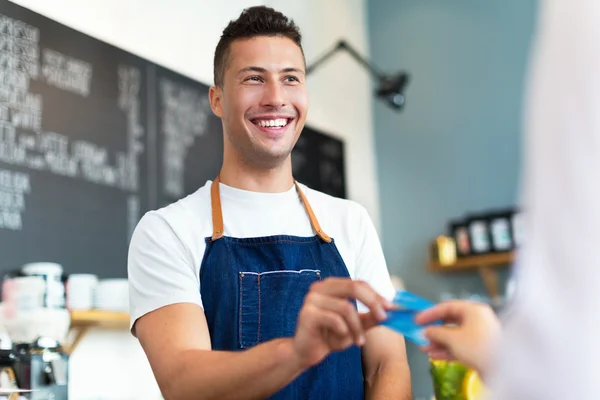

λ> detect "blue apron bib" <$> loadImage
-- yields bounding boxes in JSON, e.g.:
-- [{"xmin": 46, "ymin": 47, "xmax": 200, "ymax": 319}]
[{"xmin": 199, "ymin": 177, "xmax": 365, "ymax": 399}]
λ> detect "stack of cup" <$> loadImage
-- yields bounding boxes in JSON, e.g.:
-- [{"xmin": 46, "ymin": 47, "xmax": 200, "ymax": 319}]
[
  {"xmin": 66, "ymin": 274, "xmax": 98, "ymax": 311},
  {"xmin": 94, "ymin": 279, "xmax": 129, "ymax": 312}
]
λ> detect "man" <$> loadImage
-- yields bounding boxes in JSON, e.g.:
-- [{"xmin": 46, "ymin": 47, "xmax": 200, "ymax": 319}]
[
  {"xmin": 128, "ymin": 6, "xmax": 411, "ymax": 400},
  {"xmin": 418, "ymin": 2, "xmax": 600, "ymax": 399}
]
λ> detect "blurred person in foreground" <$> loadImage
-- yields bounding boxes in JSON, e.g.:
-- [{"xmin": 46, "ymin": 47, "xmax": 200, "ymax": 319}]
[{"xmin": 418, "ymin": 2, "xmax": 600, "ymax": 399}]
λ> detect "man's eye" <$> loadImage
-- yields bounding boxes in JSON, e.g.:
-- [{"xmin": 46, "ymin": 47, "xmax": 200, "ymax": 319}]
[
  {"xmin": 246, "ymin": 76, "xmax": 262, "ymax": 82},
  {"xmin": 285, "ymin": 76, "xmax": 299, "ymax": 83}
]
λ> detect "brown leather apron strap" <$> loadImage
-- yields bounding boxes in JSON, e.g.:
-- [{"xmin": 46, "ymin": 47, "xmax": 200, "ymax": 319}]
[
  {"xmin": 211, "ymin": 176, "xmax": 225, "ymax": 241},
  {"xmin": 294, "ymin": 181, "xmax": 332, "ymax": 243},
  {"xmin": 210, "ymin": 177, "xmax": 332, "ymax": 243}
]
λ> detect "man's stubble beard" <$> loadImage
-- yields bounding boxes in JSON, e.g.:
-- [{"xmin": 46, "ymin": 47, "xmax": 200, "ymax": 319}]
[{"xmin": 230, "ymin": 134, "xmax": 296, "ymax": 170}]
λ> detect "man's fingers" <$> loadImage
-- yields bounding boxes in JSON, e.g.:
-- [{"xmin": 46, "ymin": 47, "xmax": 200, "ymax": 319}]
[
  {"xmin": 327, "ymin": 331, "xmax": 356, "ymax": 351},
  {"xmin": 311, "ymin": 279, "xmax": 388, "ymax": 321},
  {"xmin": 302, "ymin": 305, "xmax": 359, "ymax": 350},
  {"xmin": 377, "ymin": 293, "xmax": 398, "ymax": 311},
  {"xmin": 358, "ymin": 312, "xmax": 378, "ymax": 331},
  {"xmin": 307, "ymin": 306, "xmax": 350, "ymax": 338},
  {"xmin": 415, "ymin": 301, "xmax": 469, "ymax": 326},
  {"xmin": 305, "ymin": 292, "xmax": 365, "ymax": 345}
]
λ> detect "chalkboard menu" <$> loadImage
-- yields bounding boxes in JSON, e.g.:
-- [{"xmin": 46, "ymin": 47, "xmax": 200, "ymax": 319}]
[
  {"xmin": 0, "ymin": 0, "xmax": 347, "ymax": 278},
  {"xmin": 292, "ymin": 126, "xmax": 346, "ymax": 199},
  {"xmin": 154, "ymin": 66, "xmax": 223, "ymax": 209}
]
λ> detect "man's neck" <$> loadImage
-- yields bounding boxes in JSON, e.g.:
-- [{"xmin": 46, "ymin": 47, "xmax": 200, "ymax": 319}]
[{"xmin": 218, "ymin": 158, "xmax": 294, "ymax": 193}]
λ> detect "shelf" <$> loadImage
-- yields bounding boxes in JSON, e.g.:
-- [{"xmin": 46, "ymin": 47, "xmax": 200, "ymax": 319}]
[
  {"xmin": 65, "ymin": 310, "xmax": 130, "ymax": 355},
  {"xmin": 428, "ymin": 251, "xmax": 514, "ymax": 272},
  {"xmin": 428, "ymin": 251, "xmax": 515, "ymax": 305},
  {"xmin": 70, "ymin": 309, "xmax": 130, "ymax": 327}
]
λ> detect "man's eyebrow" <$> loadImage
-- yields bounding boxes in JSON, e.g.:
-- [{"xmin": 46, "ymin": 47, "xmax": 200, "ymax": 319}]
[
  {"xmin": 237, "ymin": 66, "xmax": 306, "ymax": 75},
  {"xmin": 238, "ymin": 66, "xmax": 267, "ymax": 75},
  {"xmin": 281, "ymin": 67, "xmax": 305, "ymax": 75}
]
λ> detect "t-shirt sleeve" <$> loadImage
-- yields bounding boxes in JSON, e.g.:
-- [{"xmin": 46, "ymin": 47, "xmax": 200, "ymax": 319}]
[
  {"xmin": 352, "ymin": 205, "xmax": 396, "ymax": 313},
  {"xmin": 127, "ymin": 211, "xmax": 202, "ymax": 335}
]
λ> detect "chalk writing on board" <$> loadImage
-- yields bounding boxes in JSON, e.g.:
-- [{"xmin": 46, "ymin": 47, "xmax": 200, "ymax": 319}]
[
  {"xmin": 160, "ymin": 77, "xmax": 210, "ymax": 198},
  {"xmin": 0, "ymin": 168, "xmax": 29, "ymax": 230},
  {"xmin": 117, "ymin": 64, "xmax": 144, "ymax": 192},
  {"xmin": 0, "ymin": 12, "xmax": 147, "ymax": 232},
  {"xmin": 118, "ymin": 64, "xmax": 144, "ymax": 237},
  {"xmin": 41, "ymin": 49, "xmax": 92, "ymax": 97},
  {"xmin": 0, "ymin": 14, "xmax": 37, "ymax": 230}
]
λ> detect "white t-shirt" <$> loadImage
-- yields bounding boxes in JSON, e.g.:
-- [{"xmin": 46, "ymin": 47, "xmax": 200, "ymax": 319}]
[
  {"xmin": 128, "ymin": 181, "xmax": 395, "ymax": 333},
  {"xmin": 488, "ymin": 2, "xmax": 600, "ymax": 399}
]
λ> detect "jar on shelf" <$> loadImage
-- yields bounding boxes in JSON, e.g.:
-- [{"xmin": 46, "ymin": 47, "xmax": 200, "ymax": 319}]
[{"xmin": 20, "ymin": 263, "xmax": 65, "ymax": 309}]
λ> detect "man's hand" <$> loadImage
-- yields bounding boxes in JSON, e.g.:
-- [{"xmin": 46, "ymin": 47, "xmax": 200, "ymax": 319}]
[
  {"xmin": 415, "ymin": 300, "xmax": 501, "ymax": 377},
  {"xmin": 292, "ymin": 278, "xmax": 396, "ymax": 368}
]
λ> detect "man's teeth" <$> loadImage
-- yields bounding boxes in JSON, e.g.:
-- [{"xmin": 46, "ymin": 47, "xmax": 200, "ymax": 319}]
[{"xmin": 256, "ymin": 118, "xmax": 288, "ymax": 128}]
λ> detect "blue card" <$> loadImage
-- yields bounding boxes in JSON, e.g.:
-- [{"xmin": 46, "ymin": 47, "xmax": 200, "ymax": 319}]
[{"xmin": 381, "ymin": 291, "xmax": 439, "ymax": 346}]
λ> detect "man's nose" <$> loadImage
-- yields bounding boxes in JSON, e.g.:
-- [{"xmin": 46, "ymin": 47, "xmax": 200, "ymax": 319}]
[{"xmin": 260, "ymin": 81, "xmax": 285, "ymax": 108}]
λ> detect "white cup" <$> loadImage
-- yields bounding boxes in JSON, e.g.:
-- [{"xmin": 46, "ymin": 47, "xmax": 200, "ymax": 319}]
[{"xmin": 66, "ymin": 274, "xmax": 98, "ymax": 310}]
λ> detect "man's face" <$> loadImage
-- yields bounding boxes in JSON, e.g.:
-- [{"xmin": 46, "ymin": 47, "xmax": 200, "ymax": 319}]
[{"xmin": 210, "ymin": 36, "xmax": 308, "ymax": 168}]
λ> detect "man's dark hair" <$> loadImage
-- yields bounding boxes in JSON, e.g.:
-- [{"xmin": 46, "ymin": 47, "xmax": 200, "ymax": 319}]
[{"xmin": 213, "ymin": 6, "xmax": 304, "ymax": 87}]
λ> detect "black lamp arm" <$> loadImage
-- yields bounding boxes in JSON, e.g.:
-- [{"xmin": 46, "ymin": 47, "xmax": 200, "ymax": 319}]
[{"xmin": 305, "ymin": 40, "xmax": 384, "ymax": 80}]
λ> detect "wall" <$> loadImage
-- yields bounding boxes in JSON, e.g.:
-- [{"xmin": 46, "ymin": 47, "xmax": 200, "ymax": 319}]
[
  {"xmin": 8, "ymin": 0, "xmax": 376, "ymax": 399},
  {"xmin": 368, "ymin": 0, "xmax": 537, "ymax": 397}
]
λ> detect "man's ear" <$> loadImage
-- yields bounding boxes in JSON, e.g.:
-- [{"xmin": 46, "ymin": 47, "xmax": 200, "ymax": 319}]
[{"xmin": 209, "ymin": 85, "xmax": 223, "ymax": 118}]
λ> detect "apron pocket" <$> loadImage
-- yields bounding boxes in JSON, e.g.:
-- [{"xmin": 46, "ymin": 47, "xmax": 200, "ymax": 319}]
[{"xmin": 238, "ymin": 269, "xmax": 321, "ymax": 349}]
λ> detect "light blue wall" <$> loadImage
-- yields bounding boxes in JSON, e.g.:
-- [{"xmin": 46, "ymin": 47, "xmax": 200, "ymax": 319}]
[{"xmin": 367, "ymin": 1, "xmax": 537, "ymax": 397}]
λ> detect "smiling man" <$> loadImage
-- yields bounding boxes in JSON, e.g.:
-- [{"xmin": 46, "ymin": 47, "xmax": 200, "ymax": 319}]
[{"xmin": 128, "ymin": 6, "xmax": 411, "ymax": 400}]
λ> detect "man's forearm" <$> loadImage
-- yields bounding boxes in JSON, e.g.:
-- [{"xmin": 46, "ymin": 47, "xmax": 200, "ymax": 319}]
[
  {"xmin": 162, "ymin": 338, "xmax": 305, "ymax": 400},
  {"xmin": 365, "ymin": 360, "xmax": 412, "ymax": 400}
]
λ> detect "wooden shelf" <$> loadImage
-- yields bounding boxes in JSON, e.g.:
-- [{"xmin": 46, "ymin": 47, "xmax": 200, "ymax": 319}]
[
  {"xmin": 428, "ymin": 251, "xmax": 515, "ymax": 305},
  {"xmin": 70, "ymin": 309, "xmax": 130, "ymax": 327},
  {"xmin": 428, "ymin": 251, "xmax": 515, "ymax": 272},
  {"xmin": 65, "ymin": 310, "xmax": 130, "ymax": 355}
]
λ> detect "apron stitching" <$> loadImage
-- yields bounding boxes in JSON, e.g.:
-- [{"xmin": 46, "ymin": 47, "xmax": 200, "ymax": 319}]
[
  {"xmin": 234, "ymin": 238, "xmax": 319, "ymax": 246},
  {"xmin": 257, "ymin": 274, "xmax": 261, "ymax": 344},
  {"xmin": 238, "ymin": 269, "xmax": 321, "ymax": 276},
  {"xmin": 239, "ymin": 272, "xmax": 243, "ymax": 348}
]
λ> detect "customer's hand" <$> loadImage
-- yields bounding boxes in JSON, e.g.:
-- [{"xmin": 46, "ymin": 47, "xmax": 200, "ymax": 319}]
[
  {"xmin": 292, "ymin": 278, "xmax": 395, "ymax": 368},
  {"xmin": 415, "ymin": 300, "xmax": 501, "ymax": 377}
]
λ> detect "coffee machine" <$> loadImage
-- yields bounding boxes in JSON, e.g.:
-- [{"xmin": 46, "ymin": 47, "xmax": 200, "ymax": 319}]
[
  {"xmin": 0, "ymin": 338, "xmax": 68, "ymax": 400},
  {"xmin": 0, "ymin": 264, "xmax": 70, "ymax": 400}
]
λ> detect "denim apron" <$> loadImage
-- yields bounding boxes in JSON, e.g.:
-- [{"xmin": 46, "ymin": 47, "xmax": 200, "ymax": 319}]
[{"xmin": 199, "ymin": 177, "xmax": 365, "ymax": 399}]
